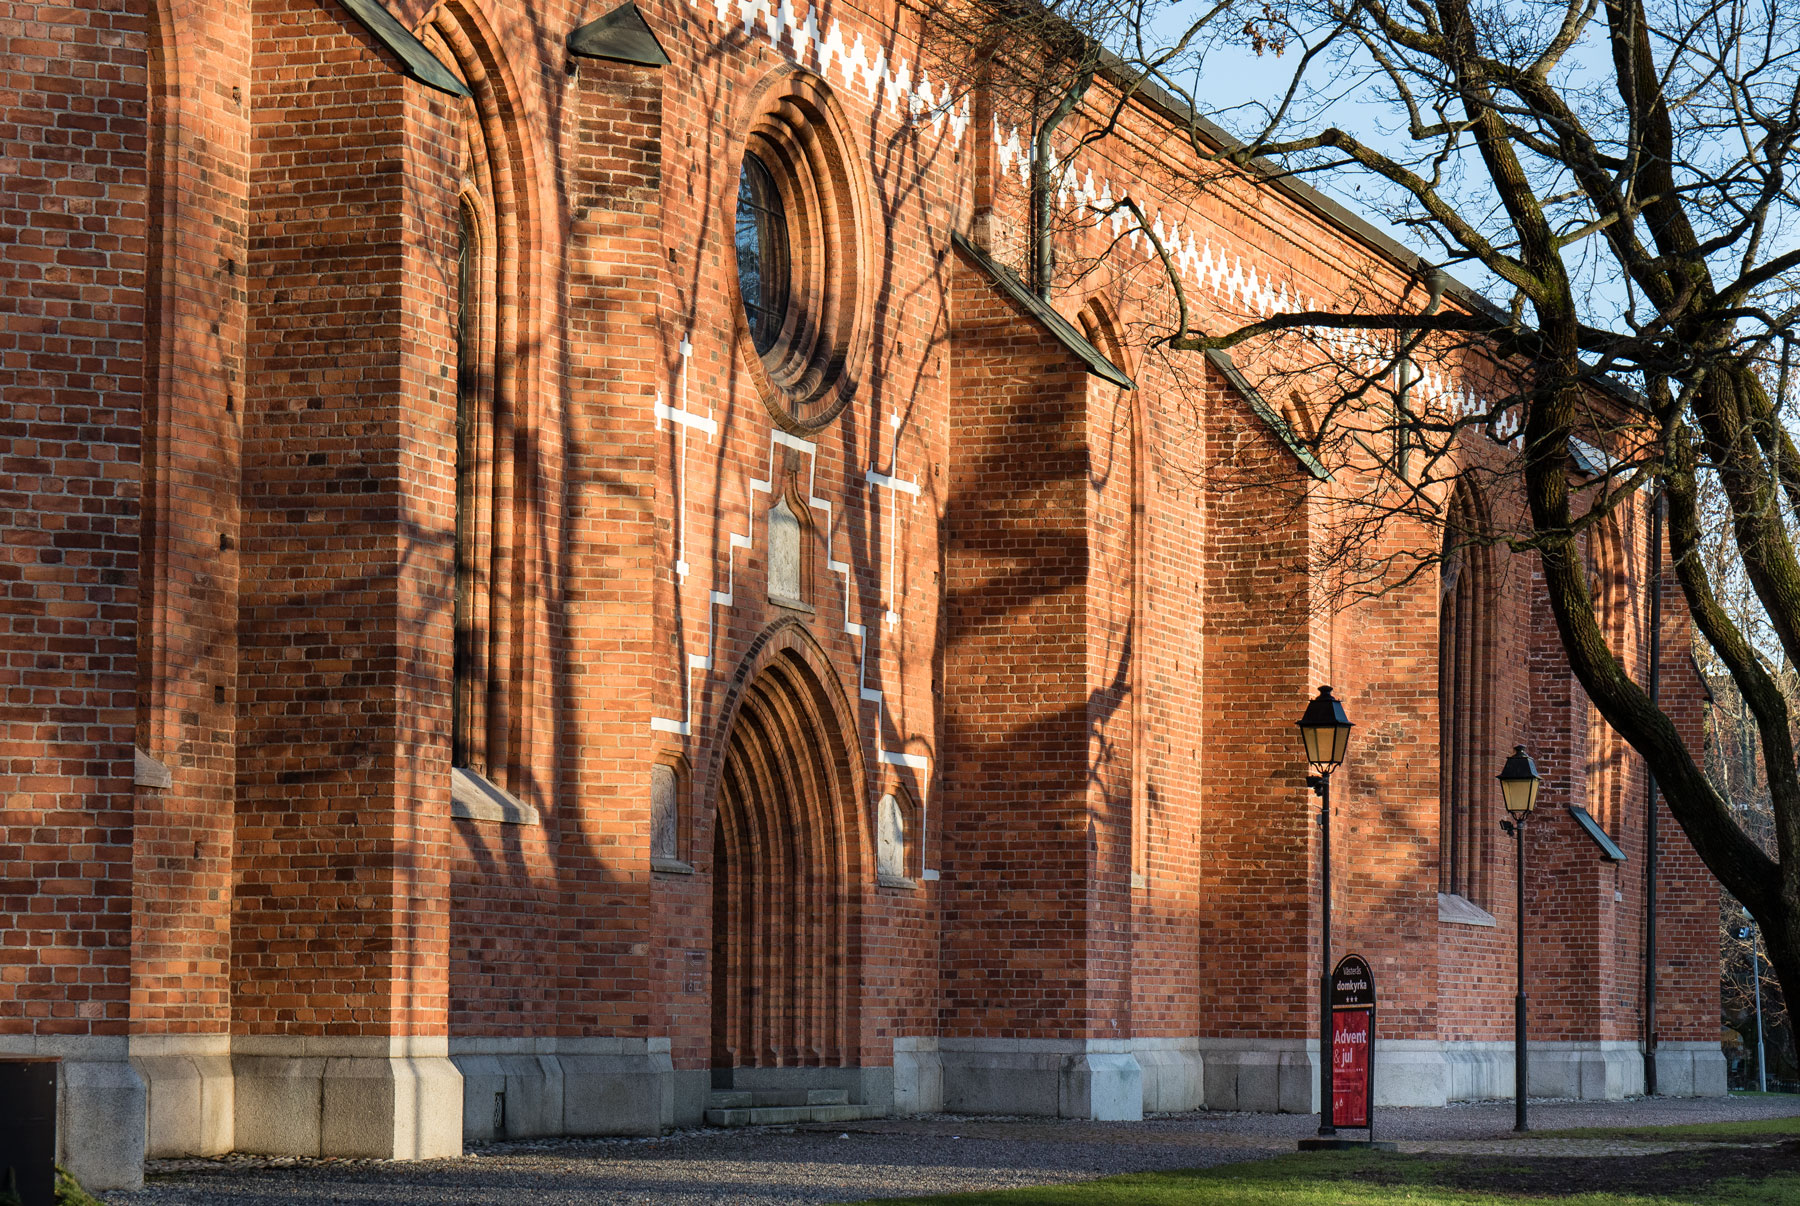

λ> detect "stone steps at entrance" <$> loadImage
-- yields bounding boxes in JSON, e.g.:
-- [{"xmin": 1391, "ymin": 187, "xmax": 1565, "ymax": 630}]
[
  {"xmin": 704, "ymin": 1087, "xmax": 856, "ymax": 1123},
  {"xmin": 705, "ymin": 1094, "xmax": 853, "ymax": 1108},
  {"xmin": 703, "ymin": 1102, "xmax": 888, "ymax": 1127},
  {"xmin": 709, "ymin": 1088, "xmax": 850, "ymax": 1108}
]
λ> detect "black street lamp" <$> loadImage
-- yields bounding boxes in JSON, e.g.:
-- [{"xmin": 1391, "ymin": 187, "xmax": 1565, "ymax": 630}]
[
  {"xmin": 1297, "ymin": 685, "xmax": 1353, "ymax": 1138},
  {"xmin": 1497, "ymin": 745, "xmax": 1542, "ymax": 1133},
  {"xmin": 1736, "ymin": 909, "xmax": 1768, "ymax": 1093}
]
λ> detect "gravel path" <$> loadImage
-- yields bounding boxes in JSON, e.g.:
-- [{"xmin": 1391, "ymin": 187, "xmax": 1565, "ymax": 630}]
[{"xmin": 108, "ymin": 1094, "xmax": 1800, "ymax": 1206}]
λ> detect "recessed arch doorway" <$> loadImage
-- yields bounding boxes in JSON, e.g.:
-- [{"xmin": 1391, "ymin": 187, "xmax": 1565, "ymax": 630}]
[{"xmin": 711, "ymin": 640, "xmax": 865, "ymax": 1072}]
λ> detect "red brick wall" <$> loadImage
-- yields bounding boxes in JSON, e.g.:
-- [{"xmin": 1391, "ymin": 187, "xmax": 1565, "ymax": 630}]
[
  {"xmin": 0, "ymin": 0, "xmax": 147, "ymax": 1037},
  {"xmin": 1188, "ymin": 362, "xmax": 1319, "ymax": 1038},
  {"xmin": 1126, "ymin": 351, "xmax": 1206, "ymax": 1041},
  {"xmin": 0, "ymin": 0, "xmax": 1729, "ymax": 1101},
  {"xmin": 131, "ymin": 0, "xmax": 249, "ymax": 1038},
  {"xmin": 232, "ymin": 0, "xmax": 460, "ymax": 1036},
  {"xmin": 1653, "ymin": 544, "xmax": 1718, "ymax": 1044},
  {"xmin": 943, "ymin": 254, "xmax": 1102, "ymax": 1037},
  {"xmin": 1323, "ymin": 474, "xmax": 1447, "ymax": 1044},
  {"xmin": 1083, "ymin": 353, "xmax": 1137, "ymax": 1040},
  {"xmin": 418, "ymin": 2, "xmax": 668, "ymax": 1043}
]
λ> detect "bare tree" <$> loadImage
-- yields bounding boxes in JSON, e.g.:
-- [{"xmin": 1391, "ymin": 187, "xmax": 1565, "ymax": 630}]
[
  {"xmin": 929, "ymin": 0, "xmax": 1800, "ymax": 1016},
  {"xmin": 1699, "ymin": 472, "xmax": 1797, "ymax": 1083}
]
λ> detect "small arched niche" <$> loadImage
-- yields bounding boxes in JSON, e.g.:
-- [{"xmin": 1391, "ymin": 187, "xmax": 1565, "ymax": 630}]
[
  {"xmin": 767, "ymin": 493, "xmax": 810, "ymax": 609},
  {"xmin": 876, "ymin": 791, "xmax": 914, "ymax": 887},
  {"xmin": 651, "ymin": 759, "xmax": 693, "ymax": 873}
]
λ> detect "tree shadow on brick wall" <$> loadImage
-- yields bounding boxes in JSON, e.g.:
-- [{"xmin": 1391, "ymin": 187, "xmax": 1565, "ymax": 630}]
[
  {"xmin": 434, "ymin": 0, "xmax": 662, "ymax": 1035},
  {"xmin": 675, "ymin": 20, "xmax": 963, "ymax": 852}
]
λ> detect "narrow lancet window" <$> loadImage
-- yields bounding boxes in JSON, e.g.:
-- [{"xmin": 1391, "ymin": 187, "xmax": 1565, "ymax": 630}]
[
  {"xmin": 453, "ymin": 204, "xmax": 479, "ymax": 771},
  {"xmin": 1439, "ymin": 490, "xmax": 1491, "ymax": 903}
]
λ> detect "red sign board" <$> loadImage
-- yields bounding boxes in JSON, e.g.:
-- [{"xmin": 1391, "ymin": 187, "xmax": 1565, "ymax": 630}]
[
  {"xmin": 1332, "ymin": 1005, "xmax": 1372, "ymax": 1127},
  {"xmin": 1330, "ymin": 953, "xmax": 1376, "ymax": 1131}
]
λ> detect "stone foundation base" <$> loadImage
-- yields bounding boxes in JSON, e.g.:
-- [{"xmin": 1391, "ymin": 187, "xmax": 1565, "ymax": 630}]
[
  {"xmin": 906, "ymin": 1037, "xmax": 1196, "ymax": 1116},
  {"xmin": 1651, "ymin": 1041, "xmax": 1729, "ymax": 1097},
  {"xmin": 232, "ymin": 1037, "xmax": 462, "ymax": 1159},
  {"xmin": 0, "ymin": 1036, "xmax": 148, "ymax": 1192},
  {"xmin": 449, "ymin": 1038, "xmax": 674, "ymax": 1140},
  {"xmin": 1452, "ymin": 1038, "xmax": 1727, "ymax": 1102},
  {"xmin": 1132, "ymin": 1038, "xmax": 1205, "ymax": 1113},
  {"xmin": 894, "ymin": 1036, "xmax": 942, "ymax": 1114},
  {"xmin": 1196, "ymin": 1038, "xmax": 1318, "ymax": 1112},
  {"xmin": 8, "ymin": 1029, "xmax": 1722, "ymax": 1185},
  {"xmin": 938, "ymin": 1039, "xmax": 1144, "ymax": 1120},
  {"xmin": 0, "ymin": 1033, "xmax": 463, "ymax": 1185},
  {"xmin": 1373, "ymin": 1040, "xmax": 1451, "ymax": 1107},
  {"xmin": 673, "ymin": 1067, "xmax": 712, "ymax": 1127},
  {"xmin": 1440, "ymin": 1041, "xmax": 1514, "ymax": 1102},
  {"xmin": 1192, "ymin": 1038, "xmax": 1725, "ymax": 1109},
  {"xmin": 1526, "ymin": 1040, "xmax": 1644, "ymax": 1100},
  {"xmin": 130, "ymin": 1034, "xmax": 233, "ymax": 1157}
]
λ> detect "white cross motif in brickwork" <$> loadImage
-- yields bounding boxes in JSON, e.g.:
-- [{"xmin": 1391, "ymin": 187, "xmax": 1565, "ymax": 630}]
[
  {"xmin": 653, "ymin": 336, "xmax": 709, "ymax": 587},
  {"xmin": 865, "ymin": 412, "xmax": 919, "ymax": 632},
  {"xmin": 652, "ymin": 387, "xmax": 930, "ymax": 818}
]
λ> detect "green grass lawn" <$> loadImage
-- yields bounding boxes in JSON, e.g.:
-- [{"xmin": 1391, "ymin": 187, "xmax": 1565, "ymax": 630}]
[
  {"xmin": 1539, "ymin": 1112, "xmax": 1800, "ymax": 1140},
  {"xmin": 852, "ymin": 1140, "xmax": 1800, "ymax": 1205}
]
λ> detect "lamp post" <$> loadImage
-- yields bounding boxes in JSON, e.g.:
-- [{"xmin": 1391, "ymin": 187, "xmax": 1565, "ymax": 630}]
[
  {"xmin": 1297, "ymin": 685, "xmax": 1353, "ymax": 1138},
  {"xmin": 1739, "ymin": 910, "xmax": 1768, "ymax": 1093},
  {"xmin": 1497, "ymin": 745, "xmax": 1541, "ymax": 1133}
]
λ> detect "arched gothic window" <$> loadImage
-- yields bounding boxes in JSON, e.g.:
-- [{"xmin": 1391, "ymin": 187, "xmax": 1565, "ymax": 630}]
[
  {"xmin": 429, "ymin": 11, "xmax": 530, "ymax": 796},
  {"xmin": 452, "ymin": 201, "xmax": 484, "ymax": 770},
  {"xmin": 730, "ymin": 74, "xmax": 871, "ymax": 432},
  {"xmin": 1582, "ymin": 514, "xmax": 1632, "ymax": 832},
  {"xmin": 1439, "ymin": 489, "xmax": 1493, "ymax": 903}
]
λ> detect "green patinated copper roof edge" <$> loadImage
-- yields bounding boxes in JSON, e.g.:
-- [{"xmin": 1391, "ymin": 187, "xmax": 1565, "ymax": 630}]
[
  {"xmin": 1203, "ymin": 348, "xmax": 1331, "ymax": 481},
  {"xmin": 950, "ymin": 232, "xmax": 1135, "ymax": 391},
  {"xmin": 568, "ymin": 2, "xmax": 673, "ymax": 66},
  {"xmin": 336, "ymin": 0, "xmax": 471, "ymax": 98}
]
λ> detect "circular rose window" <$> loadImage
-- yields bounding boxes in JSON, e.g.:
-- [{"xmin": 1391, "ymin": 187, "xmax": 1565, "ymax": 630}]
[
  {"xmin": 736, "ymin": 154, "xmax": 790, "ymax": 354},
  {"xmin": 730, "ymin": 74, "xmax": 870, "ymax": 433}
]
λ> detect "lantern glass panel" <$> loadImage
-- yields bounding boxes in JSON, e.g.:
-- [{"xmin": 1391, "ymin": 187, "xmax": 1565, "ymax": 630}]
[
  {"xmin": 1296, "ymin": 687, "xmax": 1352, "ymax": 772},
  {"xmin": 1497, "ymin": 747, "xmax": 1541, "ymax": 814}
]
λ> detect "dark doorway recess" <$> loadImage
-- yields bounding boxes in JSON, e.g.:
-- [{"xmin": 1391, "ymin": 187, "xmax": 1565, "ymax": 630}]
[{"xmin": 712, "ymin": 649, "xmax": 864, "ymax": 1070}]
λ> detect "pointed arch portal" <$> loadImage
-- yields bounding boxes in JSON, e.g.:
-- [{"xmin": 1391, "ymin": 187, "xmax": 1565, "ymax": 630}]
[{"xmin": 712, "ymin": 647, "xmax": 864, "ymax": 1070}]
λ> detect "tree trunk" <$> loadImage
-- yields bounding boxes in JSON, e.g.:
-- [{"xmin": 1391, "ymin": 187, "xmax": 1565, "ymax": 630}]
[{"xmin": 1523, "ymin": 363, "xmax": 1800, "ymax": 1029}]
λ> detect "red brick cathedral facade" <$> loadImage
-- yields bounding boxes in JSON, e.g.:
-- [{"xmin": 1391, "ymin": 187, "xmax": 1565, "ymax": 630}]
[{"xmin": 3, "ymin": 0, "xmax": 1725, "ymax": 1189}]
